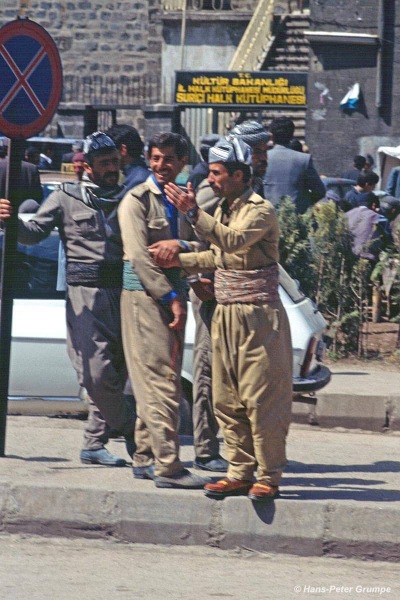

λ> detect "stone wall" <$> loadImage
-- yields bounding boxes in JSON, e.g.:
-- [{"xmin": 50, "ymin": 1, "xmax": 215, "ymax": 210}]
[
  {"xmin": 0, "ymin": 1, "xmax": 252, "ymax": 142},
  {"xmin": 162, "ymin": 18, "xmax": 248, "ymax": 102},
  {"xmin": 0, "ymin": 1, "xmax": 164, "ymax": 138},
  {"xmin": 306, "ymin": 0, "xmax": 400, "ymax": 179}
]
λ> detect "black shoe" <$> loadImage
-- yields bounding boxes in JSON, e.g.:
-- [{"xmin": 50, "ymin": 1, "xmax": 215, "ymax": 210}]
[
  {"xmin": 132, "ymin": 465, "xmax": 155, "ymax": 480},
  {"xmin": 154, "ymin": 468, "xmax": 209, "ymax": 489},
  {"xmin": 193, "ymin": 455, "xmax": 229, "ymax": 472}
]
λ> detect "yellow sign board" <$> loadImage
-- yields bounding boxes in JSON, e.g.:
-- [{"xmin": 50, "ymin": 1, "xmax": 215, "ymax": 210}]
[{"xmin": 175, "ymin": 71, "xmax": 307, "ymax": 108}]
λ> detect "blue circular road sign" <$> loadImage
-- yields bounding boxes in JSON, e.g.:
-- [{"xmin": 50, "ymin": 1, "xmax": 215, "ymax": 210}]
[{"xmin": 0, "ymin": 19, "xmax": 63, "ymax": 139}]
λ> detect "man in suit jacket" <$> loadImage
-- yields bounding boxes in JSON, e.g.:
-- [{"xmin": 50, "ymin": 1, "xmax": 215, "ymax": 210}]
[
  {"xmin": 385, "ymin": 166, "xmax": 400, "ymax": 199},
  {"xmin": 0, "ymin": 157, "xmax": 43, "ymax": 204},
  {"xmin": 263, "ymin": 117, "xmax": 325, "ymax": 213}
]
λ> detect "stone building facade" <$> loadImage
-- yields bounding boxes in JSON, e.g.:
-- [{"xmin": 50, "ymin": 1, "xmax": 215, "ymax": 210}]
[
  {"xmin": 0, "ymin": 1, "xmax": 257, "ymax": 142},
  {"xmin": 0, "ymin": 0, "xmax": 165, "ymax": 138},
  {"xmin": 306, "ymin": 0, "xmax": 400, "ymax": 177},
  {"xmin": 1, "ymin": 0, "xmax": 400, "ymax": 178}
]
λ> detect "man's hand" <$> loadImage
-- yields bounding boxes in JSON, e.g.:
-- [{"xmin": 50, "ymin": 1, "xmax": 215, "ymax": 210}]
[
  {"xmin": 148, "ymin": 240, "xmax": 181, "ymax": 267},
  {"xmin": 164, "ymin": 181, "xmax": 197, "ymax": 214},
  {"xmin": 190, "ymin": 278, "xmax": 215, "ymax": 302},
  {"xmin": 0, "ymin": 198, "xmax": 12, "ymax": 221},
  {"xmin": 169, "ymin": 296, "xmax": 187, "ymax": 330}
]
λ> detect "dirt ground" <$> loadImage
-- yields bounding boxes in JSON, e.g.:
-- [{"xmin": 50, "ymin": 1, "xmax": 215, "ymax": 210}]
[
  {"xmin": 326, "ymin": 319, "xmax": 400, "ymax": 371},
  {"xmin": 362, "ymin": 320, "xmax": 399, "ymax": 355}
]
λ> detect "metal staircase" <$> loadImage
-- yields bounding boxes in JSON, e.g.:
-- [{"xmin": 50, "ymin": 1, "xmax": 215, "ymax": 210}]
[
  {"xmin": 228, "ymin": 0, "xmax": 275, "ymax": 71},
  {"xmin": 228, "ymin": 0, "xmax": 311, "ymax": 139}
]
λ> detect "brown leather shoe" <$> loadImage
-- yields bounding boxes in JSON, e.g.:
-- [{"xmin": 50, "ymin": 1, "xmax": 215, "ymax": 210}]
[
  {"xmin": 247, "ymin": 483, "xmax": 279, "ymax": 502},
  {"xmin": 204, "ymin": 478, "xmax": 252, "ymax": 499}
]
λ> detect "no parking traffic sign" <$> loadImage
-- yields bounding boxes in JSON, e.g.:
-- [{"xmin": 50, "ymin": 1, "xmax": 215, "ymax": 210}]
[
  {"xmin": 0, "ymin": 18, "xmax": 62, "ymax": 139},
  {"xmin": 0, "ymin": 19, "xmax": 62, "ymax": 456}
]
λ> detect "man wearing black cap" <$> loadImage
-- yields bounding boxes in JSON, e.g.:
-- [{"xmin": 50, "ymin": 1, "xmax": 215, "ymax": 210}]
[
  {"xmin": 154, "ymin": 136, "xmax": 293, "ymax": 503},
  {"xmin": 0, "ymin": 131, "xmax": 136, "ymax": 467}
]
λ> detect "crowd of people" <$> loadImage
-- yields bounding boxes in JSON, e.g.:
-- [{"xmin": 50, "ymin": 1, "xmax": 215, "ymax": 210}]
[
  {"xmin": 317, "ymin": 154, "xmax": 400, "ymax": 264},
  {"xmin": 1, "ymin": 116, "xmax": 399, "ymax": 502}
]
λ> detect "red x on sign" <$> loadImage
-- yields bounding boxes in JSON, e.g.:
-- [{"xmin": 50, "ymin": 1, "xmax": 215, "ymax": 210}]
[{"xmin": 0, "ymin": 19, "xmax": 62, "ymax": 139}]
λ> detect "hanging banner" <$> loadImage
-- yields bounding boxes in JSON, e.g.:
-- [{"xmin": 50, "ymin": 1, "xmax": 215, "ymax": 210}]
[{"xmin": 174, "ymin": 70, "xmax": 307, "ymax": 109}]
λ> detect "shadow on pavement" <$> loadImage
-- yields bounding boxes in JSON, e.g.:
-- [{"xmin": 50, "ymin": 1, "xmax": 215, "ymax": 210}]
[
  {"xmin": 280, "ymin": 488, "xmax": 400, "ymax": 501},
  {"xmin": 2, "ymin": 455, "xmax": 69, "ymax": 463},
  {"xmin": 283, "ymin": 476, "xmax": 385, "ymax": 487},
  {"xmin": 252, "ymin": 501, "xmax": 276, "ymax": 523},
  {"xmin": 287, "ymin": 460, "xmax": 400, "ymax": 473},
  {"xmin": 331, "ymin": 372, "xmax": 369, "ymax": 376}
]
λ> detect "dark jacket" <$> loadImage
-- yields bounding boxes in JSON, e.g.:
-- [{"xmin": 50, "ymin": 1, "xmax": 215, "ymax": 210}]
[
  {"xmin": 0, "ymin": 158, "xmax": 43, "ymax": 204},
  {"xmin": 344, "ymin": 188, "xmax": 375, "ymax": 209},
  {"xmin": 345, "ymin": 206, "xmax": 384, "ymax": 261},
  {"xmin": 263, "ymin": 145, "xmax": 325, "ymax": 213},
  {"xmin": 385, "ymin": 167, "xmax": 400, "ymax": 198},
  {"xmin": 123, "ymin": 159, "xmax": 150, "ymax": 192},
  {"xmin": 17, "ymin": 182, "xmax": 123, "ymax": 269}
]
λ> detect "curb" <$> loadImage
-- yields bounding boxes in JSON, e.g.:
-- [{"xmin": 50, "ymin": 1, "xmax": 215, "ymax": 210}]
[
  {"xmin": 292, "ymin": 394, "xmax": 400, "ymax": 431},
  {"xmin": 1, "ymin": 483, "xmax": 400, "ymax": 562}
]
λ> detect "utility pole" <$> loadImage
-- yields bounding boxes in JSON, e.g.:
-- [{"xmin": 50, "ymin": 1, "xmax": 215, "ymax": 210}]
[{"xmin": 180, "ymin": 0, "xmax": 187, "ymax": 69}]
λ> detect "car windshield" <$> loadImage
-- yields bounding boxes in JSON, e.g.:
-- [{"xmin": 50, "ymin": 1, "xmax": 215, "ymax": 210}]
[
  {"xmin": 0, "ymin": 218, "xmax": 64, "ymax": 300},
  {"xmin": 321, "ymin": 177, "xmax": 356, "ymax": 200}
]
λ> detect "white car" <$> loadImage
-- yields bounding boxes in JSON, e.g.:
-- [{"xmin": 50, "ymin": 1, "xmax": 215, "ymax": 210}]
[{"xmin": 3, "ymin": 217, "xmax": 330, "ymax": 431}]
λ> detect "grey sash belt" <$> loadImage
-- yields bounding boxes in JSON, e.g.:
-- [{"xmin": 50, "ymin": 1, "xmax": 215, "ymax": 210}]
[{"xmin": 67, "ymin": 262, "xmax": 122, "ymax": 288}]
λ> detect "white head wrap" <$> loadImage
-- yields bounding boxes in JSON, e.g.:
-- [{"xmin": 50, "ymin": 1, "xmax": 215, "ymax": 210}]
[
  {"xmin": 230, "ymin": 120, "xmax": 269, "ymax": 147},
  {"xmin": 208, "ymin": 135, "xmax": 252, "ymax": 166}
]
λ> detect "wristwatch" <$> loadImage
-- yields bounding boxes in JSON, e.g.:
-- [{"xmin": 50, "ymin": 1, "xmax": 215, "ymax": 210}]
[{"xmin": 186, "ymin": 205, "xmax": 199, "ymax": 224}]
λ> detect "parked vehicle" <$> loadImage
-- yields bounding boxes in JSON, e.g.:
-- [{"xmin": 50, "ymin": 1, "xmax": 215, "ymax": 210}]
[
  {"xmin": 26, "ymin": 137, "xmax": 84, "ymax": 172},
  {"xmin": 40, "ymin": 170, "xmax": 78, "ymax": 201},
  {"xmin": 1, "ymin": 213, "xmax": 330, "ymax": 432},
  {"xmin": 320, "ymin": 176, "xmax": 356, "ymax": 200},
  {"xmin": 321, "ymin": 175, "xmax": 388, "ymax": 203}
]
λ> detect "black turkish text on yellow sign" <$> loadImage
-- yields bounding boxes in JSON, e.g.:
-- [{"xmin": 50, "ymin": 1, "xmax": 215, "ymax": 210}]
[{"xmin": 175, "ymin": 71, "xmax": 307, "ymax": 108}]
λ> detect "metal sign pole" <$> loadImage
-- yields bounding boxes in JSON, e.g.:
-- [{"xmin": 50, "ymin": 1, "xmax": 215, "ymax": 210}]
[
  {"xmin": 0, "ymin": 138, "xmax": 23, "ymax": 456},
  {"xmin": 0, "ymin": 17, "xmax": 63, "ymax": 456}
]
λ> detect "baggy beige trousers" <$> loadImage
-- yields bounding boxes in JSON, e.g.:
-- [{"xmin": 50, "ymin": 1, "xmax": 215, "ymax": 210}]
[
  {"xmin": 211, "ymin": 299, "xmax": 293, "ymax": 486},
  {"xmin": 120, "ymin": 289, "xmax": 185, "ymax": 477}
]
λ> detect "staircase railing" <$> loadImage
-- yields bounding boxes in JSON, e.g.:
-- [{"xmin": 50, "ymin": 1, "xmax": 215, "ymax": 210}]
[{"xmin": 228, "ymin": 0, "xmax": 275, "ymax": 71}]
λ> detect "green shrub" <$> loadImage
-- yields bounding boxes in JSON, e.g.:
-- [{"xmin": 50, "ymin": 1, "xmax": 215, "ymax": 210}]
[{"xmin": 277, "ymin": 199, "xmax": 378, "ymax": 356}]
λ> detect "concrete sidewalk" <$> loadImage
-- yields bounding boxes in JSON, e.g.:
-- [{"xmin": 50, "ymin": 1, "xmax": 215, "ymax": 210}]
[
  {"xmin": 293, "ymin": 362, "xmax": 400, "ymax": 431},
  {"xmin": 1, "ymin": 414, "xmax": 399, "ymax": 561}
]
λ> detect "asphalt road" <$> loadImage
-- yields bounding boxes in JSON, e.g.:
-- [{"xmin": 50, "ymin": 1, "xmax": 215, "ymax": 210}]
[{"xmin": 0, "ymin": 534, "xmax": 398, "ymax": 600}]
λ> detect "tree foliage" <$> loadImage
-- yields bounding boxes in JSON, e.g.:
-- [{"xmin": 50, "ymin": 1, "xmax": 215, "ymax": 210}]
[{"xmin": 277, "ymin": 199, "xmax": 385, "ymax": 357}]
